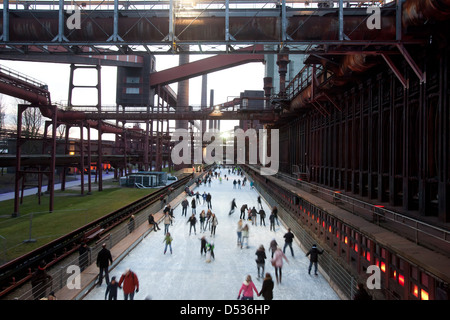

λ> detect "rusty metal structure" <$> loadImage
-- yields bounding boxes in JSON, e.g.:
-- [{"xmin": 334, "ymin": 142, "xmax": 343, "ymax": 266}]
[{"xmin": 0, "ymin": 0, "xmax": 449, "ymax": 300}]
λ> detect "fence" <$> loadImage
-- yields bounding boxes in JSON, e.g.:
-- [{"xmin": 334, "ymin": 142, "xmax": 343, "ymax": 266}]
[{"xmin": 10, "ymin": 174, "xmax": 197, "ymax": 300}]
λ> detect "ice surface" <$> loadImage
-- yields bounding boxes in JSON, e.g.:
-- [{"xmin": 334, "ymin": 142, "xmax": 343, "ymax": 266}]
[{"xmin": 84, "ymin": 168, "xmax": 340, "ymax": 300}]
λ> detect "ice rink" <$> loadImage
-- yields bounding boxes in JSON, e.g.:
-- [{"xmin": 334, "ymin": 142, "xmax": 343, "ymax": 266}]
[{"xmin": 84, "ymin": 168, "xmax": 340, "ymax": 300}]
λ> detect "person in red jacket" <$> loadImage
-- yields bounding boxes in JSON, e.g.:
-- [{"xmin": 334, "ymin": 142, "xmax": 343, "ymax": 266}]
[
  {"xmin": 237, "ymin": 275, "xmax": 260, "ymax": 300},
  {"xmin": 119, "ymin": 268, "xmax": 139, "ymax": 300}
]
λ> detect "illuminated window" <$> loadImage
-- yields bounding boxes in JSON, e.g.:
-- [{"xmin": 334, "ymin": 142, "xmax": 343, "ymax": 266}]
[
  {"xmin": 421, "ymin": 290, "xmax": 429, "ymax": 300},
  {"xmin": 380, "ymin": 261, "xmax": 386, "ymax": 273},
  {"xmin": 399, "ymin": 274, "xmax": 405, "ymax": 286},
  {"xmin": 412, "ymin": 284, "xmax": 419, "ymax": 298},
  {"xmin": 354, "ymin": 243, "xmax": 358, "ymax": 252},
  {"xmin": 366, "ymin": 252, "xmax": 371, "ymax": 262}
]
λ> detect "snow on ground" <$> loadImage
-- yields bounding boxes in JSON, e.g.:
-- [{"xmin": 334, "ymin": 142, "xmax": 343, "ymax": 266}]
[{"xmin": 84, "ymin": 168, "xmax": 340, "ymax": 300}]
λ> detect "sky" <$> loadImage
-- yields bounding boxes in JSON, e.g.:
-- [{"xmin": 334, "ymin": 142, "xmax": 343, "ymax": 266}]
[{"xmin": 0, "ymin": 54, "xmax": 266, "ymax": 134}]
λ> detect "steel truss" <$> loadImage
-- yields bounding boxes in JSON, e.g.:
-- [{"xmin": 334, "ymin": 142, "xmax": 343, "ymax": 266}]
[{"xmin": 0, "ymin": 0, "xmax": 422, "ymax": 55}]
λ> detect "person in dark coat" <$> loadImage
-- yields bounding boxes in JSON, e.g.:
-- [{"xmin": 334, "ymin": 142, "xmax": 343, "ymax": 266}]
[
  {"xmin": 255, "ymin": 245, "xmax": 267, "ymax": 279},
  {"xmin": 96, "ymin": 243, "xmax": 113, "ymax": 285},
  {"xmin": 259, "ymin": 209, "xmax": 266, "ymax": 226},
  {"xmin": 191, "ymin": 198, "xmax": 197, "ymax": 214},
  {"xmin": 306, "ymin": 244, "xmax": 324, "ymax": 275},
  {"xmin": 148, "ymin": 213, "xmax": 161, "ymax": 232},
  {"xmin": 240, "ymin": 204, "xmax": 248, "ymax": 220},
  {"xmin": 78, "ymin": 242, "xmax": 89, "ymax": 272},
  {"xmin": 200, "ymin": 236, "xmax": 207, "ymax": 255},
  {"xmin": 283, "ymin": 228, "xmax": 295, "ymax": 257},
  {"xmin": 354, "ymin": 283, "xmax": 373, "ymax": 301},
  {"xmin": 229, "ymin": 198, "xmax": 237, "ymax": 215},
  {"xmin": 181, "ymin": 199, "xmax": 189, "ymax": 217},
  {"xmin": 105, "ymin": 276, "xmax": 120, "ymax": 300},
  {"xmin": 187, "ymin": 214, "xmax": 197, "ymax": 235},
  {"xmin": 206, "ymin": 193, "xmax": 212, "ymax": 209},
  {"xmin": 259, "ymin": 273, "xmax": 274, "ymax": 300},
  {"xmin": 31, "ymin": 260, "xmax": 53, "ymax": 300}
]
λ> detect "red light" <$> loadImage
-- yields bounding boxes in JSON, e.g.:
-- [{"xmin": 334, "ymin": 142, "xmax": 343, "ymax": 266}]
[
  {"xmin": 413, "ymin": 285, "xmax": 419, "ymax": 297},
  {"xmin": 366, "ymin": 252, "xmax": 371, "ymax": 262},
  {"xmin": 328, "ymin": 226, "xmax": 332, "ymax": 233},
  {"xmin": 354, "ymin": 244, "xmax": 358, "ymax": 252},
  {"xmin": 344, "ymin": 236, "xmax": 348, "ymax": 244},
  {"xmin": 399, "ymin": 274, "xmax": 405, "ymax": 286},
  {"xmin": 380, "ymin": 262, "xmax": 386, "ymax": 273},
  {"xmin": 322, "ymin": 221, "xmax": 325, "ymax": 228}
]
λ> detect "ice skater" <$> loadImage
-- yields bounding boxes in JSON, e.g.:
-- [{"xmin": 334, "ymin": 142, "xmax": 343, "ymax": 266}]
[
  {"xmin": 240, "ymin": 204, "xmax": 248, "ymax": 220},
  {"xmin": 259, "ymin": 208, "xmax": 266, "ymax": 226},
  {"xmin": 181, "ymin": 198, "xmax": 189, "ymax": 217},
  {"xmin": 237, "ymin": 275, "xmax": 260, "ymax": 300},
  {"xmin": 205, "ymin": 241, "xmax": 215, "ymax": 262},
  {"xmin": 269, "ymin": 211, "xmax": 276, "ymax": 232},
  {"xmin": 255, "ymin": 245, "xmax": 267, "ymax": 279},
  {"xmin": 210, "ymin": 213, "xmax": 218, "ymax": 236},
  {"xmin": 241, "ymin": 224, "xmax": 249, "ymax": 249},
  {"xmin": 237, "ymin": 219, "xmax": 243, "ymax": 246},
  {"xmin": 191, "ymin": 198, "xmax": 197, "ymax": 214},
  {"xmin": 187, "ymin": 213, "xmax": 197, "ymax": 235},
  {"xmin": 199, "ymin": 210, "xmax": 206, "ymax": 231},
  {"xmin": 229, "ymin": 198, "xmax": 237, "ymax": 215},
  {"xmin": 119, "ymin": 268, "xmax": 139, "ymax": 300},
  {"xmin": 200, "ymin": 236, "xmax": 207, "ymax": 255},
  {"xmin": 283, "ymin": 228, "xmax": 295, "ymax": 257},
  {"xmin": 259, "ymin": 273, "xmax": 274, "ymax": 300},
  {"xmin": 306, "ymin": 244, "xmax": 324, "ymax": 276},
  {"xmin": 105, "ymin": 276, "xmax": 120, "ymax": 300},
  {"xmin": 271, "ymin": 247, "xmax": 289, "ymax": 284},
  {"xmin": 163, "ymin": 232, "xmax": 173, "ymax": 254},
  {"xmin": 163, "ymin": 212, "xmax": 173, "ymax": 235}
]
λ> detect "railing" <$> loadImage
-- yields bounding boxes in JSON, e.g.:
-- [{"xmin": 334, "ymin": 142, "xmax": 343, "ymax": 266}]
[
  {"xmin": 0, "ymin": 64, "xmax": 48, "ymax": 90},
  {"xmin": 10, "ymin": 172, "xmax": 199, "ymax": 300},
  {"xmin": 274, "ymin": 170, "xmax": 450, "ymax": 251},
  {"xmin": 246, "ymin": 168, "xmax": 356, "ymax": 300}
]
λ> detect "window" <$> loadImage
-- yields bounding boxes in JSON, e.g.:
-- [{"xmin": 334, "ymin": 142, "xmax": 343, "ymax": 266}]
[
  {"xmin": 126, "ymin": 87, "xmax": 140, "ymax": 94},
  {"xmin": 126, "ymin": 76, "xmax": 140, "ymax": 84}
]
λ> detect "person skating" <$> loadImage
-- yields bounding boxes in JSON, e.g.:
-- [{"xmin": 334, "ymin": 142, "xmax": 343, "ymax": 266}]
[
  {"xmin": 105, "ymin": 276, "xmax": 120, "ymax": 300},
  {"xmin": 271, "ymin": 247, "xmax": 289, "ymax": 284},
  {"xmin": 206, "ymin": 193, "xmax": 212, "ymax": 209},
  {"xmin": 210, "ymin": 213, "xmax": 218, "ymax": 236},
  {"xmin": 259, "ymin": 273, "xmax": 274, "ymax": 300},
  {"xmin": 205, "ymin": 241, "xmax": 215, "ymax": 262},
  {"xmin": 255, "ymin": 245, "xmax": 267, "ymax": 279},
  {"xmin": 163, "ymin": 232, "xmax": 173, "ymax": 254},
  {"xmin": 191, "ymin": 198, "xmax": 197, "ymax": 214},
  {"xmin": 199, "ymin": 210, "xmax": 206, "ymax": 231},
  {"xmin": 229, "ymin": 198, "xmax": 237, "ymax": 215},
  {"xmin": 200, "ymin": 236, "xmax": 207, "ymax": 255},
  {"xmin": 269, "ymin": 239, "xmax": 278, "ymax": 258},
  {"xmin": 283, "ymin": 228, "xmax": 295, "ymax": 257},
  {"xmin": 96, "ymin": 243, "xmax": 113, "ymax": 286},
  {"xmin": 181, "ymin": 198, "xmax": 189, "ymax": 217},
  {"xmin": 241, "ymin": 224, "xmax": 250, "ymax": 249},
  {"xmin": 257, "ymin": 195, "xmax": 263, "ymax": 209},
  {"xmin": 259, "ymin": 209, "xmax": 266, "ymax": 226},
  {"xmin": 240, "ymin": 204, "xmax": 248, "ymax": 220},
  {"xmin": 187, "ymin": 213, "xmax": 197, "ymax": 235},
  {"xmin": 250, "ymin": 207, "xmax": 258, "ymax": 226},
  {"xmin": 119, "ymin": 268, "xmax": 139, "ymax": 300},
  {"xmin": 163, "ymin": 212, "xmax": 173, "ymax": 235},
  {"xmin": 269, "ymin": 211, "xmax": 276, "ymax": 232},
  {"xmin": 306, "ymin": 244, "xmax": 324, "ymax": 276},
  {"xmin": 237, "ymin": 275, "xmax": 260, "ymax": 300},
  {"xmin": 237, "ymin": 219, "xmax": 243, "ymax": 246},
  {"xmin": 272, "ymin": 206, "xmax": 280, "ymax": 226}
]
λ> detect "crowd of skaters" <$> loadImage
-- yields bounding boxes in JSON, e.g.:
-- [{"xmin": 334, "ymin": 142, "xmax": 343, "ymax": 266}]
[{"xmin": 71, "ymin": 165, "xmax": 370, "ymax": 301}]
